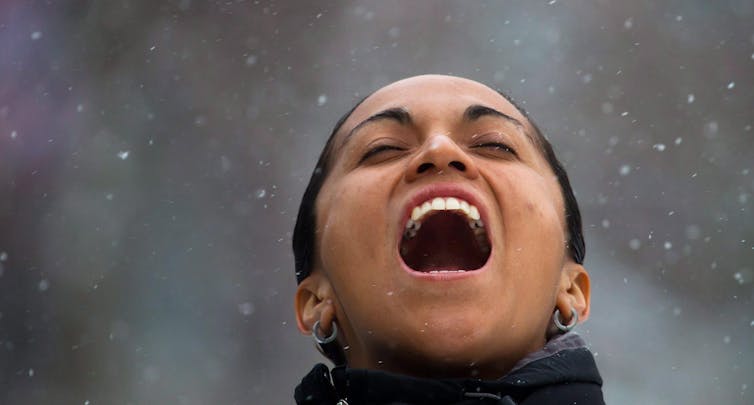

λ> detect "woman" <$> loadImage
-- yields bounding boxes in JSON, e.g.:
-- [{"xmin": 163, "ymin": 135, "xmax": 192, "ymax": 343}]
[{"xmin": 292, "ymin": 75, "xmax": 604, "ymax": 404}]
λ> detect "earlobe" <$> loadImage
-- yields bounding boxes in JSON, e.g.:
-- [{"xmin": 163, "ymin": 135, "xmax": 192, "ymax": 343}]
[
  {"xmin": 555, "ymin": 262, "xmax": 591, "ymax": 323},
  {"xmin": 294, "ymin": 272, "xmax": 337, "ymax": 335}
]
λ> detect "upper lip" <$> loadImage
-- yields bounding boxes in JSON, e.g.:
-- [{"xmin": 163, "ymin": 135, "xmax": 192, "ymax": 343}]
[{"xmin": 397, "ymin": 182, "xmax": 490, "ymax": 237}]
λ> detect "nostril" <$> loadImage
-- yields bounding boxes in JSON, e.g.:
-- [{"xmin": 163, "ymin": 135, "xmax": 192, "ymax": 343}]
[
  {"xmin": 417, "ymin": 163, "xmax": 434, "ymax": 173},
  {"xmin": 449, "ymin": 161, "xmax": 466, "ymax": 171}
]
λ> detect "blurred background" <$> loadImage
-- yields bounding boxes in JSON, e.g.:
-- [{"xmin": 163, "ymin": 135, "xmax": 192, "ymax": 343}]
[{"xmin": 1, "ymin": 1, "xmax": 752, "ymax": 403}]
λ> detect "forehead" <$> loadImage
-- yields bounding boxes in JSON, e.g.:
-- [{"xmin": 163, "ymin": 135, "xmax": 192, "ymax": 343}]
[{"xmin": 335, "ymin": 75, "xmax": 532, "ymax": 141}]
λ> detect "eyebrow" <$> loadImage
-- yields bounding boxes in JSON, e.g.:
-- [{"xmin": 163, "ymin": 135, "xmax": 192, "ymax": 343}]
[
  {"xmin": 341, "ymin": 107, "xmax": 412, "ymax": 146},
  {"xmin": 463, "ymin": 104, "xmax": 523, "ymax": 126},
  {"xmin": 340, "ymin": 104, "xmax": 531, "ymax": 148}
]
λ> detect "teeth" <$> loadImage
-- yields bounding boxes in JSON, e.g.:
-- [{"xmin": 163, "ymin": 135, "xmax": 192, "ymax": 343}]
[
  {"xmin": 445, "ymin": 197, "xmax": 460, "ymax": 210},
  {"xmin": 428, "ymin": 269, "xmax": 467, "ymax": 273},
  {"xmin": 404, "ymin": 219, "xmax": 421, "ymax": 239},
  {"xmin": 403, "ymin": 196, "xmax": 485, "ymax": 238},
  {"xmin": 469, "ymin": 219, "xmax": 484, "ymax": 229},
  {"xmin": 460, "ymin": 200, "xmax": 470, "ymax": 216},
  {"xmin": 421, "ymin": 202, "xmax": 432, "ymax": 216},
  {"xmin": 431, "ymin": 197, "xmax": 445, "ymax": 210}
]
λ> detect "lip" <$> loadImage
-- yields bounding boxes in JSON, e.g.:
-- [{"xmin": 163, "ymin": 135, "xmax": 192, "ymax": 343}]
[{"xmin": 395, "ymin": 182, "xmax": 493, "ymax": 280}]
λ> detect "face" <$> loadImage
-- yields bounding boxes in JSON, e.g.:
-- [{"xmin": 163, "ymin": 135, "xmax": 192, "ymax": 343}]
[{"xmin": 298, "ymin": 75, "xmax": 587, "ymax": 378}]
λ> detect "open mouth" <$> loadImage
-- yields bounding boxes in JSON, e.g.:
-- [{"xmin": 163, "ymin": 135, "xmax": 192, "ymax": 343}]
[{"xmin": 399, "ymin": 197, "xmax": 491, "ymax": 274}]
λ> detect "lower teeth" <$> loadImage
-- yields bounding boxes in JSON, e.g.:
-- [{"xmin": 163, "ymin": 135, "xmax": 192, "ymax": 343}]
[{"xmin": 428, "ymin": 269, "xmax": 467, "ymax": 274}]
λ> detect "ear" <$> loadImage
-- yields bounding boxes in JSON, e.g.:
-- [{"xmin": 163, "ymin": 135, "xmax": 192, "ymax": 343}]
[
  {"xmin": 294, "ymin": 271, "xmax": 337, "ymax": 336},
  {"xmin": 555, "ymin": 261, "xmax": 591, "ymax": 324}
]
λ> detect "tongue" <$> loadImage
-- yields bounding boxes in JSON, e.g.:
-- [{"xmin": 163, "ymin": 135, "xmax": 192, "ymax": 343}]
[{"xmin": 400, "ymin": 212, "xmax": 488, "ymax": 272}]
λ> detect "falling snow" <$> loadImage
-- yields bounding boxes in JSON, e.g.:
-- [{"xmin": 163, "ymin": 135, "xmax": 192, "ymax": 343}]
[
  {"xmin": 238, "ymin": 302, "xmax": 255, "ymax": 316},
  {"xmin": 117, "ymin": 151, "xmax": 130, "ymax": 160}
]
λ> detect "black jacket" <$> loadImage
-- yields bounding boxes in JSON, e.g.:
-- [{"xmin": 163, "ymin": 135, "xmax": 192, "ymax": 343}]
[{"xmin": 295, "ymin": 333, "xmax": 604, "ymax": 405}]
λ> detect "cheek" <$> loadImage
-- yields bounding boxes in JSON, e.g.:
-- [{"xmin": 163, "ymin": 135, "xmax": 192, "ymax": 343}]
[
  {"xmin": 315, "ymin": 171, "xmax": 397, "ymax": 284},
  {"xmin": 496, "ymin": 169, "xmax": 566, "ymax": 260}
]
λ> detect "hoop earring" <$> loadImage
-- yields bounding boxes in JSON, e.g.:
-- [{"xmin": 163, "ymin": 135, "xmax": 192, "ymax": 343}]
[
  {"xmin": 312, "ymin": 320, "xmax": 338, "ymax": 344},
  {"xmin": 553, "ymin": 307, "xmax": 578, "ymax": 333}
]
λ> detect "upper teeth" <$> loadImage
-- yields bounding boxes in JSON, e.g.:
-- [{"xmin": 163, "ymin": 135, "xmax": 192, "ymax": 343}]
[
  {"xmin": 404, "ymin": 197, "xmax": 483, "ymax": 238},
  {"xmin": 411, "ymin": 197, "xmax": 480, "ymax": 222}
]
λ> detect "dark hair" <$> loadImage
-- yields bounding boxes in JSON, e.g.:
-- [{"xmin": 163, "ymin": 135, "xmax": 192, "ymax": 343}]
[{"xmin": 293, "ymin": 89, "xmax": 585, "ymax": 284}]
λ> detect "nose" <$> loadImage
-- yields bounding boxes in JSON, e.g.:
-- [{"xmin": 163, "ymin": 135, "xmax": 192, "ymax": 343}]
[{"xmin": 404, "ymin": 134, "xmax": 479, "ymax": 183}]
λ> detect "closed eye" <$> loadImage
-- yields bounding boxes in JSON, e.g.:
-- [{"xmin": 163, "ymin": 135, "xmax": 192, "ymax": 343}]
[
  {"xmin": 472, "ymin": 142, "xmax": 517, "ymax": 156},
  {"xmin": 359, "ymin": 144, "xmax": 405, "ymax": 163}
]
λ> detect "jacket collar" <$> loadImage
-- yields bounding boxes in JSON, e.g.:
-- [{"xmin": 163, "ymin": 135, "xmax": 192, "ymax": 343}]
[{"xmin": 295, "ymin": 333, "xmax": 602, "ymax": 404}]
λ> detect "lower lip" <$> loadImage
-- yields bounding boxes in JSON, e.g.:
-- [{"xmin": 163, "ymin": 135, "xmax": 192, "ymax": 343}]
[{"xmin": 397, "ymin": 252, "xmax": 492, "ymax": 281}]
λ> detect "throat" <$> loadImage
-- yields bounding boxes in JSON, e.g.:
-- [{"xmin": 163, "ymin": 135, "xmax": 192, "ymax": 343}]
[{"xmin": 399, "ymin": 212, "xmax": 490, "ymax": 272}]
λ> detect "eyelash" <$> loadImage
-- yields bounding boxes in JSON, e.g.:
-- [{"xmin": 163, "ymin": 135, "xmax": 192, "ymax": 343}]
[
  {"xmin": 472, "ymin": 142, "xmax": 517, "ymax": 156},
  {"xmin": 359, "ymin": 141, "xmax": 516, "ymax": 163},
  {"xmin": 360, "ymin": 144, "xmax": 404, "ymax": 162}
]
